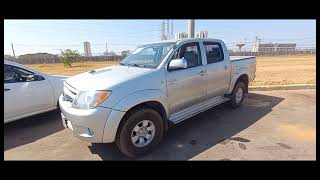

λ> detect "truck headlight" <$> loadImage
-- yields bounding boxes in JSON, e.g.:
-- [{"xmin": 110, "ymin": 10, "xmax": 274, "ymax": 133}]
[{"xmin": 72, "ymin": 90, "xmax": 111, "ymax": 109}]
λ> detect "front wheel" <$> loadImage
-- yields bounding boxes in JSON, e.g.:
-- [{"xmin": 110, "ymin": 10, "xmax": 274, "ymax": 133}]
[
  {"xmin": 115, "ymin": 107, "xmax": 164, "ymax": 158},
  {"xmin": 229, "ymin": 81, "xmax": 246, "ymax": 108}
]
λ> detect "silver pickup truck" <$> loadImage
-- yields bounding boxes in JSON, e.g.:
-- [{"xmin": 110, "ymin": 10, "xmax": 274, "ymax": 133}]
[{"xmin": 59, "ymin": 38, "xmax": 256, "ymax": 157}]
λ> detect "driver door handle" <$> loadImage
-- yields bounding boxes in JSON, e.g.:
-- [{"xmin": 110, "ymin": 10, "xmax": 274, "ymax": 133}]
[
  {"xmin": 199, "ymin": 71, "xmax": 205, "ymax": 76},
  {"xmin": 168, "ymin": 79, "xmax": 176, "ymax": 85},
  {"xmin": 4, "ymin": 88, "xmax": 10, "ymax": 91}
]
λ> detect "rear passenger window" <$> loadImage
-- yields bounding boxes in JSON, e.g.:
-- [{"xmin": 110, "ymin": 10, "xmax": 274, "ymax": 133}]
[{"xmin": 204, "ymin": 42, "xmax": 224, "ymax": 64}]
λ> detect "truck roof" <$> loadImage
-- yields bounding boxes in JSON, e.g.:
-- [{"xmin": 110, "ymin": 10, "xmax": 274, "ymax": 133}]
[{"xmin": 143, "ymin": 38, "xmax": 224, "ymax": 46}]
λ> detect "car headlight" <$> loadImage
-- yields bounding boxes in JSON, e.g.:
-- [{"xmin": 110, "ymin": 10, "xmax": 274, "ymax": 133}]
[{"xmin": 72, "ymin": 90, "xmax": 111, "ymax": 109}]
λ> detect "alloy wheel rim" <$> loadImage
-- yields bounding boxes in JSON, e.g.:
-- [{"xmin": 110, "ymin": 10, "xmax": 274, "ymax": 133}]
[
  {"xmin": 235, "ymin": 87, "xmax": 243, "ymax": 104},
  {"xmin": 131, "ymin": 120, "xmax": 156, "ymax": 147}
]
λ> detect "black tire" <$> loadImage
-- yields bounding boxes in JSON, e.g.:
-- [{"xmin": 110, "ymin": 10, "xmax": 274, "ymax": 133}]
[
  {"xmin": 115, "ymin": 107, "xmax": 164, "ymax": 158},
  {"xmin": 229, "ymin": 81, "xmax": 246, "ymax": 108},
  {"xmin": 56, "ymin": 101, "xmax": 61, "ymax": 113}
]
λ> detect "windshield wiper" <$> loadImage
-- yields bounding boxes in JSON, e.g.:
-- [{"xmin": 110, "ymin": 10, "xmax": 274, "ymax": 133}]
[
  {"xmin": 119, "ymin": 62, "xmax": 126, "ymax": 66},
  {"xmin": 127, "ymin": 63, "xmax": 144, "ymax": 68}
]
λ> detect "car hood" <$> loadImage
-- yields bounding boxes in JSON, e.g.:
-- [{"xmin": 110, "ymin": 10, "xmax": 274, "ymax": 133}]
[{"xmin": 65, "ymin": 65, "xmax": 153, "ymax": 91}]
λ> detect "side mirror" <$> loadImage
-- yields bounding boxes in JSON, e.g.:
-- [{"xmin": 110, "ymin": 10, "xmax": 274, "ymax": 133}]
[
  {"xmin": 34, "ymin": 74, "xmax": 45, "ymax": 81},
  {"xmin": 28, "ymin": 74, "xmax": 45, "ymax": 81},
  {"xmin": 168, "ymin": 58, "xmax": 188, "ymax": 71}
]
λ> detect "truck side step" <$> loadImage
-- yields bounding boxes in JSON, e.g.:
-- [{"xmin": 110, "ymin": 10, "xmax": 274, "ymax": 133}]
[{"xmin": 169, "ymin": 96, "xmax": 229, "ymax": 124}]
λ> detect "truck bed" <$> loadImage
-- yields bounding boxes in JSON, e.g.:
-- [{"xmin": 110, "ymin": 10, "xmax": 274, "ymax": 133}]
[
  {"xmin": 230, "ymin": 56, "xmax": 255, "ymax": 61},
  {"xmin": 229, "ymin": 56, "xmax": 256, "ymax": 90}
]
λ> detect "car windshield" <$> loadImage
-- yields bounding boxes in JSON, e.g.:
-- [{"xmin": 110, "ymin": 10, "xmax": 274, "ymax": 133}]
[{"xmin": 120, "ymin": 42, "xmax": 175, "ymax": 69}]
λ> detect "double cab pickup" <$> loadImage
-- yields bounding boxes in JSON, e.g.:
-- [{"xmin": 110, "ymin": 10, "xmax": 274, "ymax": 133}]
[{"xmin": 59, "ymin": 38, "xmax": 256, "ymax": 157}]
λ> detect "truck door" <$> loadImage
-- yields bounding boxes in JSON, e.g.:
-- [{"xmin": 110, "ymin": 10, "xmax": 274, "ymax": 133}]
[
  {"xmin": 166, "ymin": 42, "xmax": 207, "ymax": 115},
  {"xmin": 203, "ymin": 41, "xmax": 231, "ymax": 98}
]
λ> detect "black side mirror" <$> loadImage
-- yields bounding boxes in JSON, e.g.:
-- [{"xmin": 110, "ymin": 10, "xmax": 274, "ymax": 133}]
[{"xmin": 31, "ymin": 74, "xmax": 45, "ymax": 81}]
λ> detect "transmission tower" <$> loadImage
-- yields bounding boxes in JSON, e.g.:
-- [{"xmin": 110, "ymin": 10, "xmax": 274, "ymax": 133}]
[
  {"xmin": 160, "ymin": 19, "xmax": 174, "ymax": 40},
  {"xmin": 160, "ymin": 20, "xmax": 166, "ymax": 41},
  {"xmin": 171, "ymin": 20, "xmax": 173, "ymax": 39},
  {"xmin": 167, "ymin": 19, "xmax": 170, "ymax": 39}
]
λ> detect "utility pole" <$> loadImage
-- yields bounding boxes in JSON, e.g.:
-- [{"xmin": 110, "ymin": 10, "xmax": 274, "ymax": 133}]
[
  {"xmin": 188, "ymin": 19, "xmax": 195, "ymax": 38},
  {"xmin": 244, "ymin": 38, "xmax": 247, "ymax": 51},
  {"xmin": 11, "ymin": 43, "xmax": 16, "ymax": 61}
]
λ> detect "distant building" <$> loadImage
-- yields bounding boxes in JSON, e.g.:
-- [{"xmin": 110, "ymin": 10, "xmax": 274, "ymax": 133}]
[
  {"xmin": 83, "ymin": 41, "xmax": 92, "ymax": 56},
  {"xmin": 275, "ymin": 43, "xmax": 296, "ymax": 53},
  {"xmin": 252, "ymin": 43, "xmax": 296, "ymax": 53},
  {"xmin": 175, "ymin": 32, "xmax": 188, "ymax": 39},
  {"xmin": 252, "ymin": 43, "xmax": 274, "ymax": 52},
  {"xmin": 195, "ymin": 31, "xmax": 208, "ymax": 38}
]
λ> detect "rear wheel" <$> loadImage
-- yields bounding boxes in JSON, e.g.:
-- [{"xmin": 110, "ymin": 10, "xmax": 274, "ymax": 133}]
[
  {"xmin": 115, "ymin": 107, "xmax": 164, "ymax": 158},
  {"xmin": 229, "ymin": 81, "xmax": 246, "ymax": 108}
]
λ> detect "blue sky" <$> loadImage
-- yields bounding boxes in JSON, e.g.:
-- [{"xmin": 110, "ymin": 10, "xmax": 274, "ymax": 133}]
[{"xmin": 4, "ymin": 20, "xmax": 316, "ymax": 56}]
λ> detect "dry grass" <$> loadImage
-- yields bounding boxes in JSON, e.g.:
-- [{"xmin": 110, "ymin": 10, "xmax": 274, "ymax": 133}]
[
  {"xmin": 251, "ymin": 55, "xmax": 316, "ymax": 86},
  {"xmin": 27, "ymin": 61, "xmax": 119, "ymax": 76},
  {"xmin": 26, "ymin": 55, "xmax": 316, "ymax": 86}
]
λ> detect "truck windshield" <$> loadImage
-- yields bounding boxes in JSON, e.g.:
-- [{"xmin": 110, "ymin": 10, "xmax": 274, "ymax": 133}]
[{"xmin": 120, "ymin": 42, "xmax": 175, "ymax": 69}]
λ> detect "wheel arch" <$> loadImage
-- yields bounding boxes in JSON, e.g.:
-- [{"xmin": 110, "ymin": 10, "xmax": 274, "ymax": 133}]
[
  {"xmin": 235, "ymin": 74, "xmax": 249, "ymax": 93},
  {"xmin": 112, "ymin": 90, "xmax": 169, "ymax": 141},
  {"xmin": 227, "ymin": 72, "xmax": 249, "ymax": 94}
]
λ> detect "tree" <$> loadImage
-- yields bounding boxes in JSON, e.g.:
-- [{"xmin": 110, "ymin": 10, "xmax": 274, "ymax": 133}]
[
  {"xmin": 103, "ymin": 51, "xmax": 116, "ymax": 56},
  {"xmin": 60, "ymin": 49, "xmax": 80, "ymax": 67},
  {"xmin": 121, "ymin": 50, "xmax": 131, "ymax": 57},
  {"xmin": 4, "ymin": 54, "xmax": 15, "ymax": 61}
]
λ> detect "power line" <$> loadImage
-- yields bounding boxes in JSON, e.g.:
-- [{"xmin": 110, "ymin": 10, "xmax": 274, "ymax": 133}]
[
  {"xmin": 14, "ymin": 43, "xmax": 141, "ymax": 47},
  {"xmin": 6, "ymin": 22, "xmax": 161, "ymax": 35}
]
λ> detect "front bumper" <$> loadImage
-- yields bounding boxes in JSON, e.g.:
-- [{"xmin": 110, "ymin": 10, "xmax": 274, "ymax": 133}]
[{"xmin": 59, "ymin": 95, "xmax": 125, "ymax": 143}]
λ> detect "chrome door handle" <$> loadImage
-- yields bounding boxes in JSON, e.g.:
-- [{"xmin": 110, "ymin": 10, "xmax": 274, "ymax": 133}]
[
  {"xmin": 199, "ymin": 71, "xmax": 205, "ymax": 76},
  {"xmin": 224, "ymin": 66, "xmax": 229, "ymax": 70},
  {"xmin": 168, "ymin": 79, "xmax": 176, "ymax": 85}
]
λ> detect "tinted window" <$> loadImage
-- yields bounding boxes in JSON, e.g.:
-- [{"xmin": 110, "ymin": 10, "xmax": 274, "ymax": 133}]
[
  {"xmin": 4, "ymin": 64, "xmax": 34, "ymax": 83},
  {"xmin": 171, "ymin": 42, "xmax": 202, "ymax": 68},
  {"xmin": 204, "ymin": 42, "xmax": 224, "ymax": 64}
]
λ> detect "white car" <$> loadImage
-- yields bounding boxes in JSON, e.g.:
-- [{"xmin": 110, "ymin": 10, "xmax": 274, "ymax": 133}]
[{"xmin": 4, "ymin": 60, "xmax": 68, "ymax": 123}]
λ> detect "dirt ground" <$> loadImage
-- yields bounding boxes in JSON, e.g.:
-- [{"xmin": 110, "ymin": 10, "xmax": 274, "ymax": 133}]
[
  {"xmin": 26, "ymin": 55, "xmax": 316, "ymax": 86},
  {"xmin": 4, "ymin": 89, "xmax": 316, "ymax": 160}
]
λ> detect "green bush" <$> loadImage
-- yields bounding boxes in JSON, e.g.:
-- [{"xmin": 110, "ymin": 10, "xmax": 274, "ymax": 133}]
[{"xmin": 60, "ymin": 49, "xmax": 80, "ymax": 67}]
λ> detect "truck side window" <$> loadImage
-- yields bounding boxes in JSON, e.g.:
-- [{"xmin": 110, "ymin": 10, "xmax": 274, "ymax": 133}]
[
  {"xmin": 204, "ymin": 42, "xmax": 224, "ymax": 64},
  {"xmin": 171, "ymin": 42, "xmax": 202, "ymax": 68}
]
